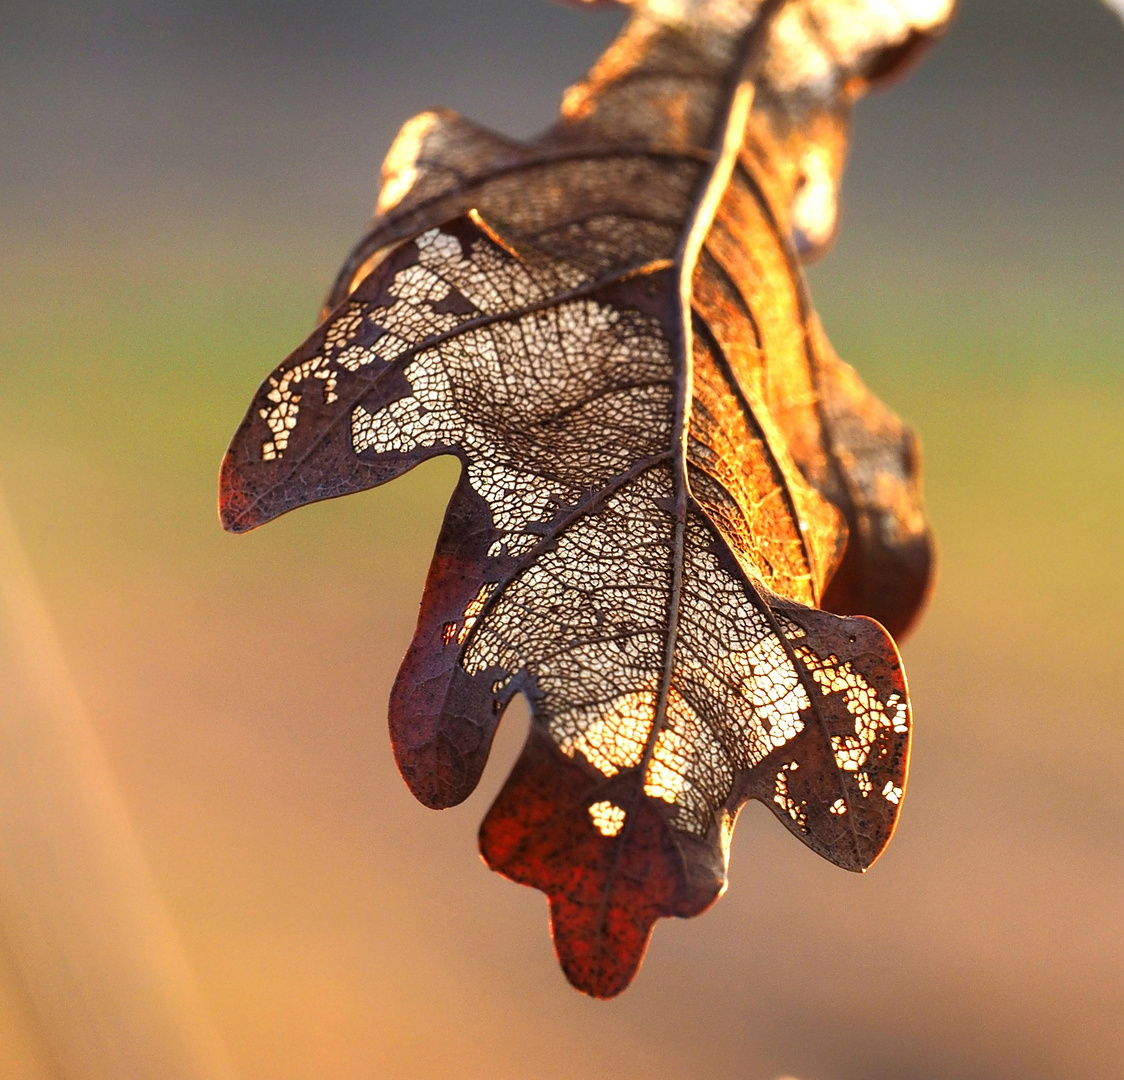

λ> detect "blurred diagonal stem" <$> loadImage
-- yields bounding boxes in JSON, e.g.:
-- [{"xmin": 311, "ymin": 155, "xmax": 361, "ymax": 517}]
[{"xmin": 0, "ymin": 485, "xmax": 237, "ymax": 1080}]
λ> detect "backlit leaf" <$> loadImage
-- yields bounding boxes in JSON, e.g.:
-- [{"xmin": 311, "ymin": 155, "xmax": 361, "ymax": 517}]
[{"xmin": 220, "ymin": 0, "xmax": 947, "ymax": 997}]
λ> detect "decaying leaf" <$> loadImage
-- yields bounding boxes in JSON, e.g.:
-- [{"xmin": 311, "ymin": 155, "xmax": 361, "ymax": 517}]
[{"xmin": 220, "ymin": 0, "xmax": 948, "ymax": 997}]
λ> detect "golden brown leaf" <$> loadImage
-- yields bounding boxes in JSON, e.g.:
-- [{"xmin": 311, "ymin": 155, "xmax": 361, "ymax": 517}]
[{"xmin": 219, "ymin": 0, "xmax": 948, "ymax": 997}]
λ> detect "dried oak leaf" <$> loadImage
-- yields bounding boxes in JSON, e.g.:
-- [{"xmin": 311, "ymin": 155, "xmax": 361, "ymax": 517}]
[{"xmin": 219, "ymin": 0, "xmax": 947, "ymax": 997}]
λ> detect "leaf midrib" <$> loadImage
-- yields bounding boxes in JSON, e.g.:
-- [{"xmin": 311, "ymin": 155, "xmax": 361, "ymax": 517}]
[{"xmin": 585, "ymin": 0, "xmax": 795, "ymax": 979}]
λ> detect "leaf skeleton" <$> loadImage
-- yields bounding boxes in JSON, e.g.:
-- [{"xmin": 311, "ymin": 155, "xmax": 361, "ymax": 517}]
[{"xmin": 220, "ymin": 0, "xmax": 948, "ymax": 997}]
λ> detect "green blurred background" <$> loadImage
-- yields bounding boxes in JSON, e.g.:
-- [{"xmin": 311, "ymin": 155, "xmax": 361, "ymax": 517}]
[{"xmin": 0, "ymin": 1, "xmax": 1121, "ymax": 1077}]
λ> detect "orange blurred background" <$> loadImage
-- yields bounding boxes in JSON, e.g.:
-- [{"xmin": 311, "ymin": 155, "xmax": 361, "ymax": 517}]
[{"xmin": 0, "ymin": 1, "xmax": 1121, "ymax": 1077}]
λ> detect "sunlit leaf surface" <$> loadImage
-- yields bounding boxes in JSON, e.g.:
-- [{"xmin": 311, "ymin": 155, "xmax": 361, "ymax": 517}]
[
  {"xmin": 1103, "ymin": 0, "xmax": 1124, "ymax": 25},
  {"xmin": 220, "ymin": 0, "xmax": 948, "ymax": 997}
]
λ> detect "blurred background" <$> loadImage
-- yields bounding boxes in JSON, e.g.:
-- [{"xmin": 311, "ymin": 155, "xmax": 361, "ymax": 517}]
[{"xmin": 0, "ymin": 0, "xmax": 1121, "ymax": 1077}]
